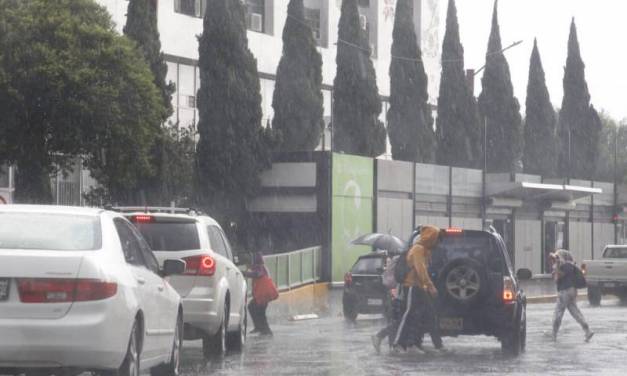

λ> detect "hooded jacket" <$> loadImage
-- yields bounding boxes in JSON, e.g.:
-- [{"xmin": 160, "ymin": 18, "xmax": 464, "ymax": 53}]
[{"xmin": 403, "ymin": 225, "xmax": 440, "ymax": 290}]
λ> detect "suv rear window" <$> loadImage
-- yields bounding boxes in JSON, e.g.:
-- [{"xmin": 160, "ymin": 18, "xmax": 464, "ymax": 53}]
[
  {"xmin": 351, "ymin": 257, "xmax": 384, "ymax": 274},
  {"xmin": 0, "ymin": 212, "xmax": 102, "ymax": 251},
  {"xmin": 132, "ymin": 222, "xmax": 200, "ymax": 251},
  {"xmin": 432, "ymin": 232, "xmax": 501, "ymax": 271}
]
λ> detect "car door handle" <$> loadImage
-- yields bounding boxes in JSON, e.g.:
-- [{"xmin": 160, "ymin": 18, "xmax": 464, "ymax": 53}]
[{"xmin": 136, "ymin": 277, "xmax": 146, "ymax": 285}]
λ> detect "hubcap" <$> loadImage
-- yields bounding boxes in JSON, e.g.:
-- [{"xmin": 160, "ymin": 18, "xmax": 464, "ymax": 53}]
[{"xmin": 446, "ymin": 266, "xmax": 481, "ymax": 300}]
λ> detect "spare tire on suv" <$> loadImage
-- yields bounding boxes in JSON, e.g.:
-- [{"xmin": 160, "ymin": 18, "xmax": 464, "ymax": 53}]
[{"xmin": 437, "ymin": 258, "xmax": 488, "ymax": 308}]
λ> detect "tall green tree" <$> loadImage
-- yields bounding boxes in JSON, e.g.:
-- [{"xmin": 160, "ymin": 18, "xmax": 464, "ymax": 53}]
[
  {"xmin": 557, "ymin": 19, "xmax": 602, "ymax": 180},
  {"xmin": 478, "ymin": 0, "xmax": 523, "ymax": 173},
  {"xmin": 387, "ymin": 0, "xmax": 434, "ymax": 162},
  {"xmin": 272, "ymin": 0, "xmax": 324, "ymax": 151},
  {"xmin": 333, "ymin": 0, "xmax": 385, "ymax": 157},
  {"xmin": 524, "ymin": 39, "xmax": 557, "ymax": 176},
  {"xmin": 0, "ymin": 0, "xmax": 163, "ymax": 203},
  {"xmin": 595, "ymin": 113, "xmax": 627, "ymax": 182},
  {"xmin": 196, "ymin": 0, "xmax": 271, "ymax": 225},
  {"xmin": 124, "ymin": 0, "xmax": 187, "ymax": 205},
  {"xmin": 436, "ymin": 0, "xmax": 481, "ymax": 168}
]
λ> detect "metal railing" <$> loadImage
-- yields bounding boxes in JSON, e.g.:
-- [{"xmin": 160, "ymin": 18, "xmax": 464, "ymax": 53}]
[{"xmin": 262, "ymin": 246, "xmax": 322, "ymax": 291}]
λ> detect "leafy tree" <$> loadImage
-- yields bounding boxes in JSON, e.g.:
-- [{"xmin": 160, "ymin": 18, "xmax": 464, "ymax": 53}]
[
  {"xmin": 523, "ymin": 39, "xmax": 557, "ymax": 176},
  {"xmin": 387, "ymin": 0, "xmax": 434, "ymax": 163},
  {"xmin": 0, "ymin": 0, "xmax": 163, "ymax": 203},
  {"xmin": 333, "ymin": 0, "xmax": 385, "ymax": 157},
  {"xmin": 557, "ymin": 19, "xmax": 602, "ymax": 180},
  {"xmin": 196, "ymin": 0, "xmax": 271, "ymax": 225},
  {"xmin": 478, "ymin": 0, "xmax": 523, "ymax": 173},
  {"xmin": 435, "ymin": 0, "xmax": 481, "ymax": 168},
  {"xmin": 594, "ymin": 113, "xmax": 627, "ymax": 183},
  {"xmin": 272, "ymin": 0, "xmax": 324, "ymax": 151}
]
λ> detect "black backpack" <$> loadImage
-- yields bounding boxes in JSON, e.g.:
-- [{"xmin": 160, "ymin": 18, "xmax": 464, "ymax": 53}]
[
  {"xmin": 574, "ymin": 265, "xmax": 587, "ymax": 289},
  {"xmin": 393, "ymin": 250, "xmax": 411, "ymax": 284}
]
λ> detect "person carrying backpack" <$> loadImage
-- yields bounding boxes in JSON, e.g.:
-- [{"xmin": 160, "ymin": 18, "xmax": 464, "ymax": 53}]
[
  {"xmin": 550, "ymin": 249, "xmax": 594, "ymax": 342},
  {"xmin": 392, "ymin": 225, "xmax": 444, "ymax": 353}
]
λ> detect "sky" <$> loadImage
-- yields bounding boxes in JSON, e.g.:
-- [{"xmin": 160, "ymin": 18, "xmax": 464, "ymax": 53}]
[{"xmin": 450, "ymin": 0, "xmax": 627, "ymax": 121}]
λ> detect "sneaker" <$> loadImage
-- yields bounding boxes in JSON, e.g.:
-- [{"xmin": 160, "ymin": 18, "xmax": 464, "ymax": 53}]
[
  {"xmin": 543, "ymin": 331, "xmax": 557, "ymax": 342},
  {"xmin": 585, "ymin": 331, "xmax": 595, "ymax": 343},
  {"xmin": 371, "ymin": 335, "xmax": 383, "ymax": 354}
]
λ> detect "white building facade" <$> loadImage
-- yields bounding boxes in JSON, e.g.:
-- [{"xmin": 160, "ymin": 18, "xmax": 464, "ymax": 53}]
[{"xmin": 98, "ymin": 0, "xmax": 441, "ymax": 157}]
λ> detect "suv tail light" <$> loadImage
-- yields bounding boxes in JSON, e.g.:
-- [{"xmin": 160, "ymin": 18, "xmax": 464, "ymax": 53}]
[
  {"xmin": 17, "ymin": 279, "xmax": 117, "ymax": 303},
  {"xmin": 581, "ymin": 263, "xmax": 587, "ymax": 275},
  {"xmin": 344, "ymin": 272, "xmax": 353, "ymax": 287},
  {"xmin": 130, "ymin": 215, "xmax": 154, "ymax": 223},
  {"xmin": 445, "ymin": 228, "xmax": 463, "ymax": 234},
  {"xmin": 503, "ymin": 276, "xmax": 516, "ymax": 304},
  {"xmin": 183, "ymin": 255, "xmax": 216, "ymax": 277}
]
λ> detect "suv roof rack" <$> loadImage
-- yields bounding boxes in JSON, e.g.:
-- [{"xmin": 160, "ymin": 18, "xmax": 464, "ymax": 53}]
[{"xmin": 107, "ymin": 206, "xmax": 202, "ymax": 216}]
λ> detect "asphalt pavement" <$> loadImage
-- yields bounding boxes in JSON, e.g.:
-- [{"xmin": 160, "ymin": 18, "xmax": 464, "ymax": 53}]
[{"xmin": 181, "ymin": 298, "xmax": 627, "ymax": 376}]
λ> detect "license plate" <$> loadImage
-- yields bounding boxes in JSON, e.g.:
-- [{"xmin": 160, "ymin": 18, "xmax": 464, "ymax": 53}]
[
  {"xmin": 0, "ymin": 278, "xmax": 9, "ymax": 301},
  {"xmin": 440, "ymin": 317, "xmax": 463, "ymax": 331},
  {"xmin": 367, "ymin": 298, "xmax": 383, "ymax": 306},
  {"xmin": 604, "ymin": 282, "xmax": 616, "ymax": 288}
]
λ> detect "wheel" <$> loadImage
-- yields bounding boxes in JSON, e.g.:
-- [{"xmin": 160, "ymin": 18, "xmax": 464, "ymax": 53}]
[
  {"xmin": 151, "ymin": 313, "xmax": 182, "ymax": 376},
  {"xmin": 587, "ymin": 286, "xmax": 602, "ymax": 307},
  {"xmin": 437, "ymin": 258, "xmax": 487, "ymax": 307},
  {"xmin": 342, "ymin": 294, "xmax": 358, "ymax": 322},
  {"xmin": 202, "ymin": 303, "xmax": 228, "ymax": 359},
  {"xmin": 118, "ymin": 321, "xmax": 141, "ymax": 376},
  {"xmin": 227, "ymin": 303, "xmax": 247, "ymax": 352},
  {"xmin": 519, "ymin": 309, "xmax": 527, "ymax": 353}
]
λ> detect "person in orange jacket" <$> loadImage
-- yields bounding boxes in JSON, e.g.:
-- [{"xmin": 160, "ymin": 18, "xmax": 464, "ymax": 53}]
[{"xmin": 392, "ymin": 225, "xmax": 444, "ymax": 353}]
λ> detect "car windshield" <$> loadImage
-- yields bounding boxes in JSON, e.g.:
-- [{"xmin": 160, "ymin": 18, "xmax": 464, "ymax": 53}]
[
  {"xmin": 0, "ymin": 212, "xmax": 101, "ymax": 251},
  {"xmin": 351, "ymin": 257, "xmax": 383, "ymax": 274},
  {"xmin": 133, "ymin": 222, "xmax": 200, "ymax": 251},
  {"xmin": 604, "ymin": 247, "xmax": 627, "ymax": 258}
]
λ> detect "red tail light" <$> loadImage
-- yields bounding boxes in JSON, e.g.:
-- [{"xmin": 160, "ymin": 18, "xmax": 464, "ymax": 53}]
[
  {"xmin": 344, "ymin": 272, "xmax": 353, "ymax": 287},
  {"xmin": 17, "ymin": 279, "xmax": 117, "ymax": 303},
  {"xmin": 131, "ymin": 215, "xmax": 154, "ymax": 223},
  {"xmin": 183, "ymin": 255, "xmax": 216, "ymax": 277},
  {"xmin": 445, "ymin": 228, "xmax": 464, "ymax": 234},
  {"xmin": 503, "ymin": 276, "xmax": 516, "ymax": 304}
]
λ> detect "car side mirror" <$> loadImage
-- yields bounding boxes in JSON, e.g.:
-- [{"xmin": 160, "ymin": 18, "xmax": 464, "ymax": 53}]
[
  {"xmin": 162, "ymin": 259, "xmax": 186, "ymax": 277},
  {"xmin": 516, "ymin": 268, "xmax": 533, "ymax": 281}
]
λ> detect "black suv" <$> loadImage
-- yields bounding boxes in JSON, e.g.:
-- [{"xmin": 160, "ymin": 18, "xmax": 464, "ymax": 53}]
[
  {"xmin": 342, "ymin": 251, "xmax": 392, "ymax": 322},
  {"xmin": 430, "ymin": 227, "xmax": 529, "ymax": 356}
]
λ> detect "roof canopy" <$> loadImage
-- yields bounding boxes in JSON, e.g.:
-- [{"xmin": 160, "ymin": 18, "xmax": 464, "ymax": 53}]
[{"xmin": 488, "ymin": 181, "xmax": 602, "ymax": 203}]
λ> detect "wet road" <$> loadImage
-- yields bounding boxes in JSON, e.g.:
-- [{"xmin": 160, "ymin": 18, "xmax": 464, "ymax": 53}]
[{"xmin": 181, "ymin": 299, "xmax": 627, "ymax": 376}]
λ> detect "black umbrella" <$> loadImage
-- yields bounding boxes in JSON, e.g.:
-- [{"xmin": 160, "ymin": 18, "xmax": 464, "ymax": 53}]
[{"xmin": 351, "ymin": 233, "xmax": 405, "ymax": 254}]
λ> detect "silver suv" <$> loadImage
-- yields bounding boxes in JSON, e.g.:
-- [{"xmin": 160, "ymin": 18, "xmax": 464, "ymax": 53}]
[{"xmin": 117, "ymin": 207, "xmax": 247, "ymax": 358}]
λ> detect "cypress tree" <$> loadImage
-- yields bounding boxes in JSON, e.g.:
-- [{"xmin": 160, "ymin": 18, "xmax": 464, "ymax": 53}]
[
  {"xmin": 124, "ymin": 0, "xmax": 174, "ymax": 115},
  {"xmin": 436, "ymin": 0, "xmax": 481, "ymax": 168},
  {"xmin": 557, "ymin": 19, "xmax": 602, "ymax": 180},
  {"xmin": 524, "ymin": 39, "xmax": 557, "ymax": 177},
  {"xmin": 196, "ymin": 0, "xmax": 271, "ymax": 223},
  {"xmin": 333, "ymin": 0, "xmax": 386, "ymax": 157},
  {"xmin": 387, "ymin": 0, "xmax": 435, "ymax": 163},
  {"xmin": 478, "ymin": 0, "xmax": 523, "ymax": 173},
  {"xmin": 272, "ymin": 0, "xmax": 324, "ymax": 151}
]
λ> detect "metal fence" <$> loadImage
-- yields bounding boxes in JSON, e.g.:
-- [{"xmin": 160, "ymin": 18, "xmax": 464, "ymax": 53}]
[{"xmin": 263, "ymin": 246, "xmax": 322, "ymax": 291}]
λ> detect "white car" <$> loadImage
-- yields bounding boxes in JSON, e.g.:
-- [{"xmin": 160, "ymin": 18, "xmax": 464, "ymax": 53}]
[
  {"xmin": 0, "ymin": 205, "xmax": 185, "ymax": 376},
  {"xmin": 122, "ymin": 208, "xmax": 247, "ymax": 358}
]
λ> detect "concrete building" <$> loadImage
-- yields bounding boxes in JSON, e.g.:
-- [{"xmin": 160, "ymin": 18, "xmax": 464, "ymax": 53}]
[{"xmin": 97, "ymin": 0, "xmax": 442, "ymax": 159}]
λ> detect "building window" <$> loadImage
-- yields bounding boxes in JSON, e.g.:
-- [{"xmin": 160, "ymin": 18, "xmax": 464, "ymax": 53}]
[
  {"xmin": 187, "ymin": 95, "xmax": 196, "ymax": 108},
  {"xmin": 174, "ymin": 0, "xmax": 206, "ymax": 18},
  {"xmin": 304, "ymin": 7, "xmax": 321, "ymax": 45},
  {"xmin": 246, "ymin": 0, "xmax": 265, "ymax": 33}
]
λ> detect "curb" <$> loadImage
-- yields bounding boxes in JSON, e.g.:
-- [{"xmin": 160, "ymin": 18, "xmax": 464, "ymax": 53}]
[{"xmin": 526, "ymin": 293, "xmax": 588, "ymax": 304}]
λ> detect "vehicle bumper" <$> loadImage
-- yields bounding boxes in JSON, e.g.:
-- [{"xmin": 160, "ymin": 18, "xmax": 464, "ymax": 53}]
[
  {"xmin": 181, "ymin": 296, "xmax": 220, "ymax": 336},
  {"xmin": 343, "ymin": 290, "xmax": 388, "ymax": 314},
  {"xmin": 0, "ymin": 298, "xmax": 131, "ymax": 370}
]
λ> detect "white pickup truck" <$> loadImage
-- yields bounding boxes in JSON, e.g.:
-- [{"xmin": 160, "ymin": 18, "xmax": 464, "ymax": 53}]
[{"xmin": 582, "ymin": 245, "xmax": 627, "ymax": 306}]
